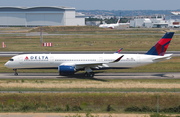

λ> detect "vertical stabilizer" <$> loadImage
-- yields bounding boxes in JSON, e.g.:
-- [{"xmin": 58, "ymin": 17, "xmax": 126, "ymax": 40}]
[
  {"xmin": 146, "ymin": 32, "xmax": 174, "ymax": 56},
  {"xmin": 117, "ymin": 19, "xmax": 120, "ymax": 24}
]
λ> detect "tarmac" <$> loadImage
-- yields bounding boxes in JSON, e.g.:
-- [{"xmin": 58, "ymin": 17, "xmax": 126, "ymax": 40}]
[{"xmin": 0, "ymin": 72, "xmax": 179, "ymax": 79}]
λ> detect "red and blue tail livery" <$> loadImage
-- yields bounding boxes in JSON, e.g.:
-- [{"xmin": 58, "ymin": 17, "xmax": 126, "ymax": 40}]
[{"xmin": 146, "ymin": 32, "xmax": 174, "ymax": 56}]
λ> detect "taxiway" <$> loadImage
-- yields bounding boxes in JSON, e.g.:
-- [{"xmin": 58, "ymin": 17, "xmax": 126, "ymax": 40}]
[{"xmin": 0, "ymin": 72, "xmax": 179, "ymax": 79}]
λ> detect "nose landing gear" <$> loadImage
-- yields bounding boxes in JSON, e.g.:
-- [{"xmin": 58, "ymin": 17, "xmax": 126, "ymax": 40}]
[{"xmin": 13, "ymin": 69, "xmax": 18, "ymax": 76}]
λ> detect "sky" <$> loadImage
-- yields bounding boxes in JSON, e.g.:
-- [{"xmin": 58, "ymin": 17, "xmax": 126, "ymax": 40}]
[{"xmin": 0, "ymin": 0, "xmax": 180, "ymax": 11}]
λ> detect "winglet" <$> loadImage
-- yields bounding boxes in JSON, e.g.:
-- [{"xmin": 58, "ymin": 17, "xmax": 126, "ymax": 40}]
[
  {"xmin": 111, "ymin": 55, "xmax": 124, "ymax": 63},
  {"xmin": 115, "ymin": 48, "xmax": 123, "ymax": 54}
]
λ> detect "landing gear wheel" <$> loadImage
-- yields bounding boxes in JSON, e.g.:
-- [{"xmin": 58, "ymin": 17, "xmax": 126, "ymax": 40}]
[
  {"xmin": 84, "ymin": 72, "xmax": 94, "ymax": 78},
  {"xmin": 84, "ymin": 72, "xmax": 88, "ymax": 77},
  {"xmin": 89, "ymin": 72, "xmax": 94, "ymax": 78},
  {"xmin": 14, "ymin": 72, "xmax": 18, "ymax": 76}
]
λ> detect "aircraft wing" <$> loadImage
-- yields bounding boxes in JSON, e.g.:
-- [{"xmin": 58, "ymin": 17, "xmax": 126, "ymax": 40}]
[
  {"xmin": 76, "ymin": 55, "xmax": 124, "ymax": 65},
  {"xmin": 107, "ymin": 25, "xmax": 114, "ymax": 29},
  {"xmin": 61, "ymin": 55, "xmax": 124, "ymax": 68},
  {"xmin": 75, "ymin": 55, "xmax": 124, "ymax": 69}
]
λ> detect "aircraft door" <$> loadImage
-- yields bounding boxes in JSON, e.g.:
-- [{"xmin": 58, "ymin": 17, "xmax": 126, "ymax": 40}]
[
  {"xmin": 19, "ymin": 56, "xmax": 23, "ymax": 64},
  {"xmin": 50, "ymin": 56, "xmax": 54, "ymax": 64},
  {"xmin": 98, "ymin": 57, "xmax": 103, "ymax": 62}
]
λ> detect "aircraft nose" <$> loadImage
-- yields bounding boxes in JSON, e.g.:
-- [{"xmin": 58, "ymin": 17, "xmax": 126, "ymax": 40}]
[{"xmin": 4, "ymin": 62, "xmax": 9, "ymax": 67}]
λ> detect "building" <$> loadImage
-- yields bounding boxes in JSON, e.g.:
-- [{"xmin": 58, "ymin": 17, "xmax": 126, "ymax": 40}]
[
  {"xmin": 168, "ymin": 12, "xmax": 180, "ymax": 28},
  {"xmin": 130, "ymin": 15, "xmax": 168, "ymax": 28},
  {"xmin": 0, "ymin": 6, "xmax": 85, "ymax": 27},
  {"xmin": 86, "ymin": 21, "xmax": 101, "ymax": 26},
  {"xmin": 130, "ymin": 13, "xmax": 180, "ymax": 28}
]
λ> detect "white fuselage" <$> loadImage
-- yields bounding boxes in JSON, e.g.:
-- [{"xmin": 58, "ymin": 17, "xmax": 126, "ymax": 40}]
[
  {"xmin": 99, "ymin": 23, "xmax": 119, "ymax": 29},
  {"xmin": 4, "ymin": 54, "xmax": 166, "ymax": 70}
]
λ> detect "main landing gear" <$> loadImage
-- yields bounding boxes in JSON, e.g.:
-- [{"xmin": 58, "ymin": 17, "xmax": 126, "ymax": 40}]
[
  {"xmin": 84, "ymin": 67, "xmax": 94, "ymax": 78},
  {"xmin": 13, "ymin": 69, "xmax": 18, "ymax": 76},
  {"xmin": 84, "ymin": 72, "xmax": 94, "ymax": 78}
]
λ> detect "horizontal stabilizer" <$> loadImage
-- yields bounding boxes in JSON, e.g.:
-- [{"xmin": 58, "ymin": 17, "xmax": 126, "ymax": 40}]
[{"xmin": 152, "ymin": 54, "xmax": 172, "ymax": 61}]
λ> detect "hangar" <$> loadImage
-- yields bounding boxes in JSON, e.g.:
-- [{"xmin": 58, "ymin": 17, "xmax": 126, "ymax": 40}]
[{"xmin": 0, "ymin": 6, "xmax": 85, "ymax": 27}]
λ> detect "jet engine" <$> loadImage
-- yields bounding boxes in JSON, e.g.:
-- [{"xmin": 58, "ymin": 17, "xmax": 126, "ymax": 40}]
[{"xmin": 58, "ymin": 65, "xmax": 76, "ymax": 75}]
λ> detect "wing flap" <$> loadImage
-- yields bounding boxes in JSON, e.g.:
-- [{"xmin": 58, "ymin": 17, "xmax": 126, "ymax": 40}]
[{"xmin": 60, "ymin": 55, "xmax": 124, "ymax": 69}]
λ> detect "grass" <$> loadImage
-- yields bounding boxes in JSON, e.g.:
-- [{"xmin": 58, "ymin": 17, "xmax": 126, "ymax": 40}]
[
  {"xmin": 0, "ymin": 79, "xmax": 180, "ymax": 92},
  {"xmin": 0, "ymin": 93, "xmax": 179, "ymax": 113},
  {"xmin": 0, "ymin": 26, "xmax": 180, "ymax": 51},
  {"xmin": 29, "ymin": 26, "xmax": 178, "ymax": 34},
  {"xmin": 0, "ymin": 27, "xmax": 32, "ymax": 32},
  {"xmin": 2, "ymin": 34, "xmax": 180, "ymax": 51},
  {"xmin": 0, "ymin": 87, "xmax": 179, "ymax": 93}
]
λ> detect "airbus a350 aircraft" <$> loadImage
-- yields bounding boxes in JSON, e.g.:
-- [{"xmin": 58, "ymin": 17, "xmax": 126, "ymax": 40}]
[{"xmin": 5, "ymin": 32, "xmax": 174, "ymax": 77}]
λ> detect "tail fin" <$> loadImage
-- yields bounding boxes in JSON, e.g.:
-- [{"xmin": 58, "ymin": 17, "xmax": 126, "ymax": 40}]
[
  {"xmin": 146, "ymin": 32, "xmax": 174, "ymax": 56},
  {"xmin": 117, "ymin": 19, "xmax": 120, "ymax": 24}
]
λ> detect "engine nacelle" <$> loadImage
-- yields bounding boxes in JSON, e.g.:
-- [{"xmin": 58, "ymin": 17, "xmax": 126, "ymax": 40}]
[{"xmin": 58, "ymin": 65, "xmax": 75, "ymax": 76}]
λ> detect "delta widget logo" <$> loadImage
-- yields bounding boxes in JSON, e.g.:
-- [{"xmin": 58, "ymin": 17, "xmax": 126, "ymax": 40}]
[{"xmin": 25, "ymin": 56, "xmax": 29, "ymax": 60}]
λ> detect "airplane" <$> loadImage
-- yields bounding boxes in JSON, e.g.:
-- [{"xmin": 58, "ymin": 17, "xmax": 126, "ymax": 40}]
[
  {"xmin": 99, "ymin": 19, "xmax": 120, "ymax": 29},
  {"xmin": 4, "ymin": 32, "xmax": 174, "ymax": 77}
]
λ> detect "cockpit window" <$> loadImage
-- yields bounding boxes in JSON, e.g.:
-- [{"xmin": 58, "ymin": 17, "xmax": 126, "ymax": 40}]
[{"xmin": 9, "ymin": 59, "xmax": 14, "ymax": 61}]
